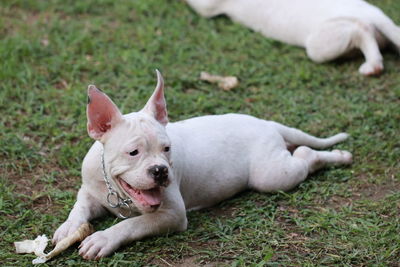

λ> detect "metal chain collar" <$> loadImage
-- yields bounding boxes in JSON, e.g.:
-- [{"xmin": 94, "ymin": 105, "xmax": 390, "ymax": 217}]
[{"xmin": 101, "ymin": 148, "xmax": 133, "ymax": 219}]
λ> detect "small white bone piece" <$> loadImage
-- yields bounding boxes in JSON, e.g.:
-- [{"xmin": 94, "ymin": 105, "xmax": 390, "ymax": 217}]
[
  {"xmin": 14, "ymin": 234, "xmax": 48, "ymax": 257},
  {"xmin": 199, "ymin": 71, "xmax": 239, "ymax": 91},
  {"xmin": 15, "ymin": 223, "xmax": 93, "ymax": 264}
]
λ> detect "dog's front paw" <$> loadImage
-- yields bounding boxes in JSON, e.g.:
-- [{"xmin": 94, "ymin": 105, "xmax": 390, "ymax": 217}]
[
  {"xmin": 52, "ymin": 219, "xmax": 86, "ymax": 245},
  {"xmin": 78, "ymin": 230, "xmax": 119, "ymax": 260}
]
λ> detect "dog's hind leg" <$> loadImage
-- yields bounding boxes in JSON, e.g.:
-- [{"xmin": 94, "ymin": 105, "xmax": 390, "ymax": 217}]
[
  {"xmin": 292, "ymin": 146, "xmax": 352, "ymax": 174},
  {"xmin": 375, "ymin": 18, "xmax": 400, "ymax": 54},
  {"xmin": 248, "ymin": 147, "xmax": 352, "ymax": 193},
  {"xmin": 305, "ymin": 18, "xmax": 384, "ymax": 76}
]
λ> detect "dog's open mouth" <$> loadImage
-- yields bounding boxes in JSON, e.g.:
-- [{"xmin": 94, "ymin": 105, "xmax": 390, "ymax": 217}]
[{"xmin": 118, "ymin": 178, "xmax": 162, "ymax": 208}]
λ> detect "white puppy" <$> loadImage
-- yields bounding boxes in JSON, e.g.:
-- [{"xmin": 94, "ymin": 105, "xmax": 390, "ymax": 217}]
[
  {"xmin": 53, "ymin": 71, "xmax": 352, "ymax": 259},
  {"xmin": 186, "ymin": 0, "xmax": 400, "ymax": 75}
]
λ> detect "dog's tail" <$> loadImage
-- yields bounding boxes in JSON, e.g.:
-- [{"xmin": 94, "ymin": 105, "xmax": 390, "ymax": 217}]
[{"xmin": 273, "ymin": 122, "xmax": 349, "ymax": 149}]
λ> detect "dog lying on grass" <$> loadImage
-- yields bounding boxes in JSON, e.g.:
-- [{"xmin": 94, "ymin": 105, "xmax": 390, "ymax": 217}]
[
  {"xmin": 53, "ymin": 71, "xmax": 352, "ymax": 259},
  {"xmin": 186, "ymin": 0, "xmax": 400, "ymax": 76}
]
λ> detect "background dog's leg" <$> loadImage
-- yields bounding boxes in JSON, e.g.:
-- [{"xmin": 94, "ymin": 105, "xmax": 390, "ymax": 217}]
[
  {"xmin": 305, "ymin": 18, "xmax": 383, "ymax": 76},
  {"xmin": 356, "ymin": 24, "xmax": 385, "ymax": 76},
  {"xmin": 248, "ymin": 147, "xmax": 352, "ymax": 192},
  {"xmin": 376, "ymin": 18, "xmax": 400, "ymax": 54},
  {"xmin": 52, "ymin": 186, "xmax": 107, "ymax": 245}
]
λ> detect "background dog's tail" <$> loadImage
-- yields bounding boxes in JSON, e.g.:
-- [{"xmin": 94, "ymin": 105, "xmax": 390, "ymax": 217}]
[{"xmin": 273, "ymin": 122, "xmax": 349, "ymax": 149}]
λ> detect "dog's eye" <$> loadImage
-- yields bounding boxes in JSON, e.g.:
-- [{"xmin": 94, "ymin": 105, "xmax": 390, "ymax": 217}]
[
  {"xmin": 129, "ymin": 150, "xmax": 139, "ymax": 156},
  {"xmin": 164, "ymin": 146, "xmax": 170, "ymax": 152}
]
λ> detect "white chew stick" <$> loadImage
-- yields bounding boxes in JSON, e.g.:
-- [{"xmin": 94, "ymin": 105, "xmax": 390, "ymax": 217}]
[{"xmin": 15, "ymin": 223, "xmax": 94, "ymax": 264}]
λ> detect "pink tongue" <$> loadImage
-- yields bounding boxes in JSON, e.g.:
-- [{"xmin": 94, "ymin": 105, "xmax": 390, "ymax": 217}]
[{"xmin": 140, "ymin": 188, "xmax": 162, "ymax": 206}]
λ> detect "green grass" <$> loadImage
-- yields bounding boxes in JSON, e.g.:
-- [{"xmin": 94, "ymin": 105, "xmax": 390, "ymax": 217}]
[{"xmin": 1, "ymin": 0, "xmax": 399, "ymax": 266}]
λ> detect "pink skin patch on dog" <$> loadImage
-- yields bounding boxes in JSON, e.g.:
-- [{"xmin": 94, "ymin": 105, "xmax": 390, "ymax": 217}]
[{"xmin": 118, "ymin": 178, "xmax": 162, "ymax": 207}]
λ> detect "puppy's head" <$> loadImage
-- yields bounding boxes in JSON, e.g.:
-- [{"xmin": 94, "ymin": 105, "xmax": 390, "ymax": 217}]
[{"xmin": 86, "ymin": 70, "xmax": 171, "ymax": 213}]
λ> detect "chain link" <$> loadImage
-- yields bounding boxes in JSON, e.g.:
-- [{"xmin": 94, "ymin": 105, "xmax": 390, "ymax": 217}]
[{"xmin": 101, "ymin": 148, "xmax": 133, "ymax": 219}]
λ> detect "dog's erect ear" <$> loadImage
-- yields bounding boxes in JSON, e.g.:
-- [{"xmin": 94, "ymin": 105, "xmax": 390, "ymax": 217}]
[
  {"xmin": 141, "ymin": 70, "xmax": 168, "ymax": 126},
  {"xmin": 86, "ymin": 85, "xmax": 123, "ymax": 141}
]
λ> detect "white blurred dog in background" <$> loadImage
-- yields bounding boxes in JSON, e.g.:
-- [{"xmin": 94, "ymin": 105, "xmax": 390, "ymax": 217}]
[{"xmin": 186, "ymin": 0, "xmax": 400, "ymax": 76}]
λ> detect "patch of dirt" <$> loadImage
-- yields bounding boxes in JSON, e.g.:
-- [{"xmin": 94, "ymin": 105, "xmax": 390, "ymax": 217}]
[
  {"xmin": 326, "ymin": 195, "xmax": 355, "ymax": 209},
  {"xmin": 353, "ymin": 180, "xmax": 399, "ymax": 201},
  {"xmin": 1, "ymin": 7, "xmax": 48, "ymax": 35},
  {"xmin": 327, "ymin": 171, "xmax": 400, "ymax": 209},
  {"xmin": 177, "ymin": 256, "xmax": 228, "ymax": 267},
  {"xmin": 206, "ymin": 204, "xmax": 240, "ymax": 219},
  {"xmin": 3, "ymin": 163, "xmax": 80, "ymax": 213},
  {"xmin": 152, "ymin": 256, "xmax": 228, "ymax": 267}
]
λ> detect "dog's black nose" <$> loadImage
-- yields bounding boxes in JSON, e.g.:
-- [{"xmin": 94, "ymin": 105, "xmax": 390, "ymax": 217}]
[{"xmin": 148, "ymin": 165, "xmax": 169, "ymax": 186}]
